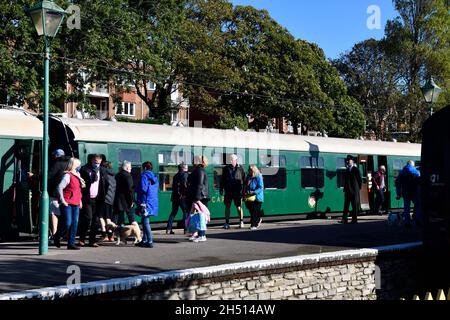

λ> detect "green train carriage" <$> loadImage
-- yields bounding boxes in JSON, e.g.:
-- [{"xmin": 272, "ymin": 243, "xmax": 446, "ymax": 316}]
[
  {"xmin": 0, "ymin": 108, "xmax": 421, "ymax": 240},
  {"xmin": 47, "ymin": 116, "xmax": 420, "ymax": 222}
]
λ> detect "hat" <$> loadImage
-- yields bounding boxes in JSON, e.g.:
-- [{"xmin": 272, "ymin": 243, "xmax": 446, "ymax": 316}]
[{"xmin": 52, "ymin": 149, "xmax": 65, "ymax": 157}]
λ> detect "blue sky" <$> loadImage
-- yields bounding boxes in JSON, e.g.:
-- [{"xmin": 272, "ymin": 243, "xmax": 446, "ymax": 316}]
[{"xmin": 230, "ymin": 0, "xmax": 399, "ymax": 59}]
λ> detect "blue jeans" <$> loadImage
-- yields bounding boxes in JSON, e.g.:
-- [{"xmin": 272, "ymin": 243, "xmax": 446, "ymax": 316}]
[
  {"xmin": 142, "ymin": 216, "xmax": 153, "ymax": 244},
  {"xmin": 403, "ymin": 197, "xmax": 413, "ymax": 224},
  {"xmin": 61, "ymin": 205, "xmax": 80, "ymax": 246},
  {"xmin": 167, "ymin": 199, "xmax": 189, "ymax": 231}
]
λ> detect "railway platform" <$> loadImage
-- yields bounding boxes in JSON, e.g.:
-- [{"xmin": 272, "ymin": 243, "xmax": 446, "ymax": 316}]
[{"xmin": 0, "ymin": 215, "xmax": 422, "ymax": 294}]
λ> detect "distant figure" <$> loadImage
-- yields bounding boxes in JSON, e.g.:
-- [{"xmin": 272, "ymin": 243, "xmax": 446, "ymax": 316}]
[
  {"xmin": 220, "ymin": 154, "xmax": 246, "ymax": 229},
  {"xmin": 114, "ymin": 161, "xmax": 136, "ymax": 228},
  {"xmin": 187, "ymin": 156, "xmax": 210, "ymax": 242},
  {"xmin": 372, "ymin": 165, "xmax": 387, "ymax": 216},
  {"xmin": 53, "ymin": 158, "xmax": 85, "ymax": 250},
  {"xmin": 245, "ymin": 165, "xmax": 264, "ymax": 230},
  {"xmin": 100, "ymin": 161, "xmax": 116, "ymax": 241},
  {"xmin": 166, "ymin": 163, "xmax": 189, "ymax": 235},
  {"xmin": 341, "ymin": 156, "xmax": 362, "ymax": 224},
  {"xmin": 395, "ymin": 160, "xmax": 421, "ymax": 228},
  {"xmin": 48, "ymin": 149, "xmax": 70, "ymax": 238},
  {"xmin": 136, "ymin": 161, "xmax": 158, "ymax": 248}
]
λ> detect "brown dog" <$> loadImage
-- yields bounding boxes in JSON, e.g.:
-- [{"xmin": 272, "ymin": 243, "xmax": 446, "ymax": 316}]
[{"xmin": 107, "ymin": 223, "xmax": 142, "ymax": 246}]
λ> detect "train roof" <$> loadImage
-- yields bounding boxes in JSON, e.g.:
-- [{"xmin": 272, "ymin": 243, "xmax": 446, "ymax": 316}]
[
  {"xmin": 0, "ymin": 109, "xmax": 421, "ymax": 157},
  {"xmin": 56, "ymin": 117, "xmax": 421, "ymax": 157},
  {"xmin": 0, "ymin": 108, "xmax": 42, "ymax": 139}
]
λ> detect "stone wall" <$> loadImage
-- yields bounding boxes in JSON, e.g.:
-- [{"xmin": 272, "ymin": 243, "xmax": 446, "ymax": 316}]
[{"xmin": 2, "ymin": 242, "xmax": 443, "ymax": 301}]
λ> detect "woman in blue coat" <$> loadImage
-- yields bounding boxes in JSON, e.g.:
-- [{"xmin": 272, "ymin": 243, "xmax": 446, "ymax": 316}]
[
  {"xmin": 245, "ymin": 165, "xmax": 264, "ymax": 230},
  {"xmin": 136, "ymin": 161, "xmax": 158, "ymax": 248}
]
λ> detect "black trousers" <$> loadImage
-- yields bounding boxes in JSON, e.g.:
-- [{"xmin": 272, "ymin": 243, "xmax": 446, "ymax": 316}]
[
  {"xmin": 167, "ymin": 199, "xmax": 189, "ymax": 231},
  {"xmin": 343, "ymin": 192, "xmax": 359, "ymax": 222},
  {"xmin": 374, "ymin": 189, "xmax": 386, "ymax": 214},
  {"xmin": 248, "ymin": 201, "xmax": 262, "ymax": 227},
  {"xmin": 78, "ymin": 198, "xmax": 100, "ymax": 243}
]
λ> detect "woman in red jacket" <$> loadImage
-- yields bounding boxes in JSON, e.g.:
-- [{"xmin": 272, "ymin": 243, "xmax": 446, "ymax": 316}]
[{"xmin": 54, "ymin": 158, "xmax": 85, "ymax": 250}]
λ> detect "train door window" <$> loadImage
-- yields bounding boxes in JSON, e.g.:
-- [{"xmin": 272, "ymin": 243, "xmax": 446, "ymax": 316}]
[
  {"xmin": 259, "ymin": 154, "xmax": 287, "ymax": 190},
  {"xmin": 336, "ymin": 157, "xmax": 346, "ymax": 188},
  {"xmin": 393, "ymin": 159, "xmax": 404, "ymax": 178},
  {"xmin": 212, "ymin": 152, "xmax": 245, "ymax": 190},
  {"xmin": 158, "ymin": 150, "xmax": 193, "ymax": 191},
  {"xmin": 300, "ymin": 156, "xmax": 325, "ymax": 189}
]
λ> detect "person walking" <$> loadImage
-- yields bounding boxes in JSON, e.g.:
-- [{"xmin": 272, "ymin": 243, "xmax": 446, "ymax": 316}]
[
  {"xmin": 78, "ymin": 154, "xmax": 106, "ymax": 247},
  {"xmin": 136, "ymin": 162, "xmax": 158, "ymax": 248},
  {"xmin": 372, "ymin": 165, "xmax": 387, "ymax": 215},
  {"xmin": 245, "ymin": 165, "xmax": 264, "ymax": 230},
  {"xmin": 53, "ymin": 158, "xmax": 85, "ymax": 250},
  {"xmin": 395, "ymin": 160, "xmax": 421, "ymax": 228},
  {"xmin": 166, "ymin": 163, "xmax": 189, "ymax": 234},
  {"xmin": 341, "ymin": 156, "xmax": 362, "ymax": 224},
  {"xmin": 187, "ymin": 156, "xmax": 210, "ymax": 242},
  {"xmin": 220, "ymin": 154, "xmax": 246, "ymax": 229},
  {"xmin": 114, "ymin": 161, "xmax": 136, "ymax": 228}
]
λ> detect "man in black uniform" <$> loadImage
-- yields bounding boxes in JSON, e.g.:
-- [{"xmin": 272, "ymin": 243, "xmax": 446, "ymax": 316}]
[
  {"xmin": 166, "ymin": 163, "xmax": 189, "ymax": 234},
  {"xmin": 220, "ymin": 154, "xmax": 246, "ymax": 229},
  {"xmin": 341, "ymin": 156, "xmax": 362, "ymax": 224}
]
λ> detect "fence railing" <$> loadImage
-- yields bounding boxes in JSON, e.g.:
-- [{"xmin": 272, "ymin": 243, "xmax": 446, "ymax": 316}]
[{"xmin": 402, "ymin": 289, "xmax": 450, "ymax": 300}]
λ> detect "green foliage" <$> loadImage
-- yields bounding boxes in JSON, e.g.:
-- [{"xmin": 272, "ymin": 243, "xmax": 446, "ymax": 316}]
[
  {"xmin": 0, "ymin": 0, "xmax": 367, "ymax": 138},
  {"xmin": 216, "ymin": 114, "xmax": 249, "ymax": 131},
  {"xmin": 335, "ymin": 0, "xmax": 449, "ymax": 141},
  {"xmin": 116, "ymin": 117, "xmax": 168, "ymax": 125}
]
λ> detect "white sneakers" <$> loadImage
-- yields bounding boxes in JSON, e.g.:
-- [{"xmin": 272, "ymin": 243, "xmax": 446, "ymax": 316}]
[
  {"xmin": 239, "ymin": 221, "xmax": 245, "ymax": 228},
  {"xmin": 250, "ymin": 227, "xmax": 257, "ymax": 230},
  {"xmin": 193, "ymin": 236, "xmax": 207, "ymax": 243},
  {"xmin": 257, "ymin": 218, "xmax": 262, "ymax": 228}
]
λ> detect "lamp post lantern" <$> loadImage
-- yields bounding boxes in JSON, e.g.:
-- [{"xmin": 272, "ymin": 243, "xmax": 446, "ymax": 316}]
[
  {"xmin": 27, "ymin": 0, "xmax": 67, "ymax": 255},
  {"xmin": 421, "ymin": 77, "xmax": 442, "ymax": 116}
]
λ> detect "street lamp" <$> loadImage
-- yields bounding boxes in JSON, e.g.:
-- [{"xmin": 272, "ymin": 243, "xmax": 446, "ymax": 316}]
[
  {"xmin": 421, "ymin": 77, "xmax": 442, "ymax": 116},
  {"xmin": 27, "ymin": 1, "xmax": 67, "ymax": 255}
]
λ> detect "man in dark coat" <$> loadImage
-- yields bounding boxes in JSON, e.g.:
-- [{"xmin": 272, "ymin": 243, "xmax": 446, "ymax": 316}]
[
  {"xmin": 114, "ymin": 160, "xmax": 136, "ymax": 227},
  {"xmin": 187, "ymin": 156, "xmax": 210, "ymax": 209},
  {"xmin": 78, "ymin": 154, "xmax": 106, "ymax": 247},
  {"xmin": 166, "ymin": 163, "xmax": 189, "ymax": 234},
  {"xmin": 220, "ymin": 154, "xmax": 246, "ymax": 229},
  {"xmin": 341, "ymin": 156, "xmax": 362, "ymax": 224}
]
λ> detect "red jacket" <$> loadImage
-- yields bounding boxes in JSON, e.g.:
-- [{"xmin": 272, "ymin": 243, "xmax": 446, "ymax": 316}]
[{"xmin": 63, "ymin": 173, "xmax": 82, "ymax": 206}]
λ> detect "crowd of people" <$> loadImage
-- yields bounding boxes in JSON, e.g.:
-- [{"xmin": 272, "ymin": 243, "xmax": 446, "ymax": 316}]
[
  {"xmin": 339, "ymin": 155, "xmax": 422, "ymax": 228},
  {"xmin": 47, "ymin": 151, "xmax": 265, "ymax": 250}
]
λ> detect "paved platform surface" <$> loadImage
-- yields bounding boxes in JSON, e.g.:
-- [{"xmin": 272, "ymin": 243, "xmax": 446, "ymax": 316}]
[{"xmin": 0, "ymin": 216, "xmax": 422, "ymax": 294}]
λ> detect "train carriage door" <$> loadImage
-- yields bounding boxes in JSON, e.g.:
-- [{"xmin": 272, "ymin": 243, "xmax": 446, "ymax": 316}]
[
  {"xmin": 13, "ymin": 140, "xmax": 37, "ymax": 234},
  {"xmin": 358, "ymin": 155, "xmax": 373, "ymax": 211}
]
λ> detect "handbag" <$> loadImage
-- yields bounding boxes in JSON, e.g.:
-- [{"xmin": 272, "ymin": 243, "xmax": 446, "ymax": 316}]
[{"xmin": 244, "ymin": 194, "xmax": 256, "ymax": 202}]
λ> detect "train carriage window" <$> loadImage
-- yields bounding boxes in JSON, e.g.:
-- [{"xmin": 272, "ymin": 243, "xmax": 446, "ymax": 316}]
[
  {"xmin": 393, "ymin": 160, "xmax": 404, "ymax": 178},
  {"xmin": 259, "ymin": 154, "xmax": 287, "ymax": 190},
  {"xmin": 336, "ymin": 158, "xmax": 347, "ymax": 188},
  {"xmin": 300, "ymin": 156, "xmax": 325, "ymax": 189},
  {"xmin": 118, "ymin": 149, "xmax": 141, "ymax": 164},
  {"xmin": 158, "ymin": 150, "xmax": 193, "ymax": 191},
  {"xmin": 212, "ymin": 152, "xmax": 245, "ymax": 190}
]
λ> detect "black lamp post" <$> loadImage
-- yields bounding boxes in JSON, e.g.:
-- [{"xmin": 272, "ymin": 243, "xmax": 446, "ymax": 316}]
[{"xmin": 421, "ymin": 77, "xmax": 442, "ymax": 116}]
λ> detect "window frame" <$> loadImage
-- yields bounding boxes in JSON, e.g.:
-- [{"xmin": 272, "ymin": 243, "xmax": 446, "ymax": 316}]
[
  {"xmin": 116, "ymin": 102, "xmax": 136, "ymax": 117},
  {"xmin": 299, "ymin": 156, "xmax": 325, "ymax": 189}
]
